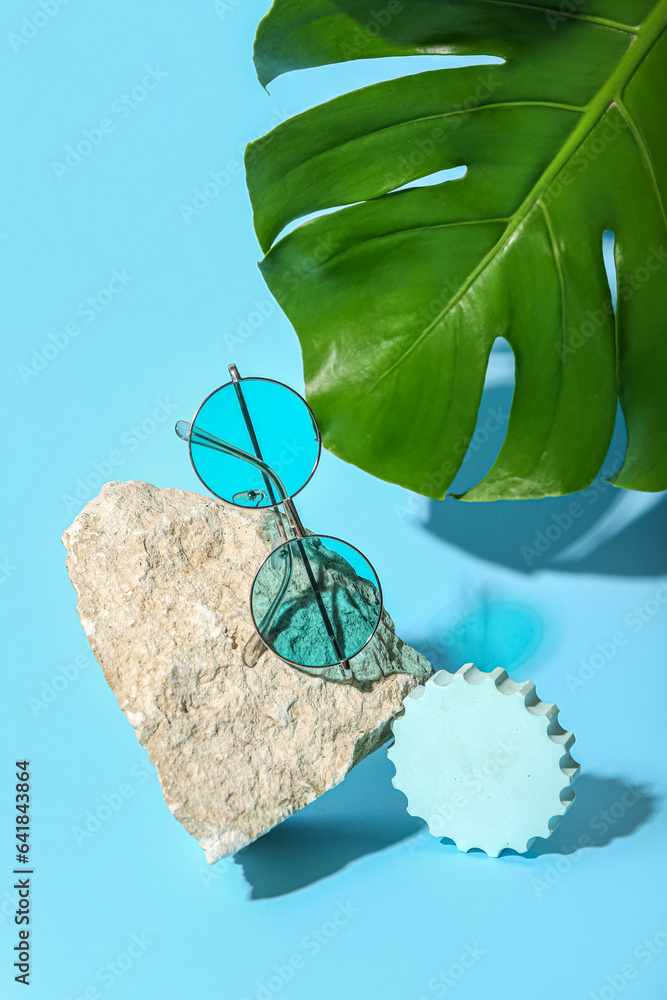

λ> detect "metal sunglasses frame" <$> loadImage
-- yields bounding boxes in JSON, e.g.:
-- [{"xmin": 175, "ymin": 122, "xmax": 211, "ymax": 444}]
[{"xmin": 175, "ymin": 363, "xmax": 383, "ymax": 683}]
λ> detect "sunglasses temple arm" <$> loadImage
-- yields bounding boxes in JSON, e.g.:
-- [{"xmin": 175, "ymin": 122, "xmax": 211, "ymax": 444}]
[
  {"xmin": 175, "ymin": 422, "xmax": 351, "ymax": 680},
  {"xmin": 243, "ymin": 529, "xmax": 350, "ymax": 677},
  {"xmin": 175, "ymin": 420, "xmax": 287, "ymax": 496},
  {"xmin": 228, "ymin": 371, "xmax": 308, "ymax": 545},
  {"xmin": 228, "ymin": 373, "xmax": 351, "ymax": 676},
  {"xmin": 244, "ymin": 546, "xmax": 294, "ymax": 667},
  {"xmin": 293, "ymin": 535, "xmax": 349, "ymax": 669},
  {"xmin": 175, "ymin": 419, "xmax": 294, "ymax": 533},
  {"xmin": 230, "ymin": 367, "xmax": 280, "ymax": 508},
  {"xmin": 244, "ymin": 519, "xmax": 351, "ymax": 677}
]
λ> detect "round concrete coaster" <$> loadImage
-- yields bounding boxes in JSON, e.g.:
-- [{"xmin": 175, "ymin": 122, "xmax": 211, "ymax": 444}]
[{"xmin": 388, "ymin": 663, "xmax": 580, "ymax": 856}]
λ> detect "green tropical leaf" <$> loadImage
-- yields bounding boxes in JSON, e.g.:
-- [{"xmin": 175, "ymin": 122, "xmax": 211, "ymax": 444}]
[{"xmin": 245, "ymin": 0, "xmax": 667, "ymax": 500}]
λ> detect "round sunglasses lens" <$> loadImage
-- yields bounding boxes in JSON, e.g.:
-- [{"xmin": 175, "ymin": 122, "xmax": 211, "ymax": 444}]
[
  {"xmin": 250, "ymin": 536, "xmax": 382, "ymax": 669},
  {"xmin": 189, "ymin": 379, "xmax": 319, "ymax": 506}
]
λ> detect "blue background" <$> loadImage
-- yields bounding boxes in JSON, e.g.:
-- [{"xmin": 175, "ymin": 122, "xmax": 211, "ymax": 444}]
[{"xmin": 2, "ymin": 3, "xmax": 667, "ymax": 998}]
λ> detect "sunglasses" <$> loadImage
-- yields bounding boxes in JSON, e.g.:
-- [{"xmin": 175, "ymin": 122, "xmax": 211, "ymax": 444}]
[{"xmin": 175, "ymin": 364, "xmax": 383, "ymax": 682}]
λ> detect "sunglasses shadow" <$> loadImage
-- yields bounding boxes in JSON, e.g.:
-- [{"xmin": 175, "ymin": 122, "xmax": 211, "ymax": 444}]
[{"xmin": 233, "ymin": 747, "xmax": 422, "ymax": 899}]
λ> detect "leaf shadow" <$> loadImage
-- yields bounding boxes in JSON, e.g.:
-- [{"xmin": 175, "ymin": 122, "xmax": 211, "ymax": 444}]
[{"xmin": 423, "ymin": 387, "xmax": 667, "ymax": 577}]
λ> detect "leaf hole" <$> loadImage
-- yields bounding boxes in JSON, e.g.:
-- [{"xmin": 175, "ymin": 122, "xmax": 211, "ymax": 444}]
[
  {"xmin": 266, "ymin": 55, "xmax": 505, "ymax": 114},
  {"xmin": 274, "ymin": 203, "xmax": 364, "ymax": 242},
  {"xmin": 387, "ymin": 164, "xmax": 467, "ymax": 195},
  {"xmin": 273, "ymin": 165, "xmax": 469, "ymax": 241},
  {"xmin": 447, "ymin": 338, "xmax": 514, "ymax": 496},
  {"xmin": 602, "ymin": 229, "xmax": 617, "ymax": 312}
]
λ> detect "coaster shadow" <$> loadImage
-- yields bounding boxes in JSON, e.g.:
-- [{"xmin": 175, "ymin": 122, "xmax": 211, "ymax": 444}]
[{"xmin": 493, "ymin": 774, "xmax": 657, "ymax": 859}]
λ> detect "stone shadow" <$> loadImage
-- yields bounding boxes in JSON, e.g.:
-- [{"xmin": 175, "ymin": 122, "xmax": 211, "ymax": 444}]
[{"xmin": 234, "ymin": 748, "xmax": 420, "ymax": 899}]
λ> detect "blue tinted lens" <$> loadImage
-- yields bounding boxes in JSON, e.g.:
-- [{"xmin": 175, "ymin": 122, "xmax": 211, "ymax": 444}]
[
  {"xmin": 190, "ymin": 378, "xmax": 320, "ymax": 506},
  {"xmin": 251, "ymin": 536, "xmax": 382, "ymax": 668}
]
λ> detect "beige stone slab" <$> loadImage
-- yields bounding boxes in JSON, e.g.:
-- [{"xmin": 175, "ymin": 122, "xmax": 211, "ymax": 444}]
[{"xmin": 62, "ymin": 481, "xmax": 431, "ymax": 862}]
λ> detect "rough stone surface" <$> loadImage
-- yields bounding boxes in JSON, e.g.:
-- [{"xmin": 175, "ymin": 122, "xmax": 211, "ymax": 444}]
[{"xmin": 62, "ymin": 481, "xmax": 431, "ymax": 862}]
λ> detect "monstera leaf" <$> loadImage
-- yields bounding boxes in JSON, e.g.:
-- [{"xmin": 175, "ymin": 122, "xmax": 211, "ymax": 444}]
[{"xmin": 245, "ymin": 0, "xmax": 667, "ymax": 500}]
